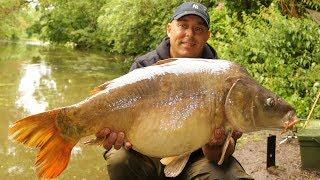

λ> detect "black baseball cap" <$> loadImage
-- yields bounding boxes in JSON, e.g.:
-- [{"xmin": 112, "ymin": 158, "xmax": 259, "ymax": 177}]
[{"xmin": 172, "ymin": 2, "xmax": 210, "ymax": 27}]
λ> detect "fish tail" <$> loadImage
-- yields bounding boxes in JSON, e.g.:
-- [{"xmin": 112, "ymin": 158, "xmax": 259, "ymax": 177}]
[{"xmin": 9, "ymin": 108, "xmax": 77, "ymax": 178}]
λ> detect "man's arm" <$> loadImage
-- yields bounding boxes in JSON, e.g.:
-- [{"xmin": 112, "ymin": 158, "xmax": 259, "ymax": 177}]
[
  {"xmin": 129, "ymin": 60, "xmax": 144, "ymax": 72},
  {"xmin": 202, "ymin": 128, "xmax": 242, "ymax": 163}
]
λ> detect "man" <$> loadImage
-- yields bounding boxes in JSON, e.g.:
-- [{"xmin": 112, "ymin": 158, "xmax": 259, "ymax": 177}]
[{"xmin": 96, "ymin": 2, "xmax": 253, "ymax": 179}]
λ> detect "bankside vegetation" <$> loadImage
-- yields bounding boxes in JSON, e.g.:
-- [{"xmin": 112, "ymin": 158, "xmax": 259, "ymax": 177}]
[
  {"xmin": 1, "ymin": 0, "xmax": 319, "ymax": 119},
  {"xmin": 0, "ymin": 0, "xmax": 39, "ymax": 40}
]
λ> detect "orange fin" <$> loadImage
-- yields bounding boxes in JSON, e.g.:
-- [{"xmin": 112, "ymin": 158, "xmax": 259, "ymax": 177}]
[
  {"xmin": 154, "ymin": 58, "xmax": 177, "ymax": 65},
  {"xmin": 162, "ymin": 153, "xmax": 190, "ymax": 177},
  {"xmin": 91, "ymin": 81, "xmax": 110, "ymax": 95},
  {"xmin": 9, "ymin": 109, "xmax": 78, "ymax": 179}
]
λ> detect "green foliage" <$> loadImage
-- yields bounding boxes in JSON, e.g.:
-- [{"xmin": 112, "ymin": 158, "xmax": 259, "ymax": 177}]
[
  {"xmin": 0, "ymin": 0, "xmax": 37, "ymax": 40},
  {"xmin": 223, "ymin": 0, "xmax": 273, "ymax": 15},
  {"xmin": 222, "ymin": 0, "xmax": 320, "ymax": 18},
  {"xmin": 26, "ymin": 21, "xmax": 42, "ymax": 38},
  {"xmin": 97, "ymin": 0, "xmax": 180, "ymax": 54},
  {"xmin": 35, "ymin": 0, "xmax": 212, "ymax": 54},
  {"xmin": 209, "ymin": 5, "xmax": 320, "ymax": 118},
  {"xmin": 301, "ymin": 0, "xmax": 320, "ymax": 11},
  {"xmin": 36, "ymin": 0, "xmax": 107, "ymax": 48}
]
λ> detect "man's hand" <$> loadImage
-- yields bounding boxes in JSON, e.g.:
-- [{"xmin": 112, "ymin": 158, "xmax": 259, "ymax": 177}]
[
  {"xmin": 96, "ymin": 128, "xmax": 132, "ymax": 151},
  {"xmin": 202, "ymin": 127, "xmax": 243, "ymax": 163}
]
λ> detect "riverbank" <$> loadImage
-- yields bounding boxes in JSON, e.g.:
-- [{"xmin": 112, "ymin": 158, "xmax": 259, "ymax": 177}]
[
  {"xmin": 0, "ymin": 39, "xmax": 49, "ymax": 46},
  {"xmin": 234, "ymin": 130, "xmax": 320, "ymax": 179}
]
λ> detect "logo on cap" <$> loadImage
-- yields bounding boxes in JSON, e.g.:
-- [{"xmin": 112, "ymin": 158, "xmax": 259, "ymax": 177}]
[{"xmin": 192, "ymin": 4, "xmax": 199, "ymax": 9}]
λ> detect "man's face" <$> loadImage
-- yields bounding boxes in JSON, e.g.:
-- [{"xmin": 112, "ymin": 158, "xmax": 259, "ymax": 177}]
[{"xmin": 167, "ymin": 15, "xmax": 210, "ymax": 58}]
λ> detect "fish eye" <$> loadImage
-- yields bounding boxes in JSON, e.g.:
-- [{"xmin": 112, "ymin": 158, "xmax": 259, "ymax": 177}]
[{"xmin": 266, "ymin": 97, "xmax": 275, "ymax": 106}]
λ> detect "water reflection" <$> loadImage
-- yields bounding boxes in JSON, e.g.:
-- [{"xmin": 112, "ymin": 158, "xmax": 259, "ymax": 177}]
[
  {"xmin": 16, "ymin": 62, "xmax": 57, "ymax": 114},
  {"xmin": 1, "ymin": 42, "xmax": 125, "ymax": 179}
]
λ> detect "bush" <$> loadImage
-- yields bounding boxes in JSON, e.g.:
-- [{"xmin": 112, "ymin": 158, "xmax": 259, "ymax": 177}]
[
  {"xmin": 36, "ymin": 0, "xmax": 213, "ymax": 54},
  {"xmin": 209, "ymin": 5, "xmax": 320, "ymax": 118},
  {"xmin": 223, "ymin": 0, "xmax": 273, "ymax": 15},
  {"xmin": 37, "ymin": 0, "xmax": 107, "ymax": 48},
  {"xmin": 0, "ymin": 0, "xmax": 37, "ymax": 40}
]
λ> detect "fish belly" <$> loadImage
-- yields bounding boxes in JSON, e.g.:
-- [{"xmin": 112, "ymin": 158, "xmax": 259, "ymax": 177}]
[{"xmin": 126, "ymin": 99, "xmax": 213, "ymax": 158}]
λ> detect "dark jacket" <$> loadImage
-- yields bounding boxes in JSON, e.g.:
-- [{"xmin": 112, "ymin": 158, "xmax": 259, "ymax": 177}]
[{"xmin": 129, "ymin": 37, "xmax": 218, "ymax": 71}]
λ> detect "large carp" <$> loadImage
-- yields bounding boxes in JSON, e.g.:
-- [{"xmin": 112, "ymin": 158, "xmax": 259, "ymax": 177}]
[{"xmin": 9, "ymin": 58, "xmax": 298, "ymax": 178}]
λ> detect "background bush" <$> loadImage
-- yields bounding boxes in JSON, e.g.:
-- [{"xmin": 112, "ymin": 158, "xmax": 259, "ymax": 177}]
[
  {"xmin": 32, "ymin": 0, "xmax": 212, "ymax": 54},
  {"xmin": 32, "ymin": 0, "xmax": 108, "ymax": 48},
  {"xmin": 0, "ymin": 0, "xmax": 37, "ymax": 40},
  {"xmin": 209, "ymin": 4, "xmax": 320, "ymax": 119}
]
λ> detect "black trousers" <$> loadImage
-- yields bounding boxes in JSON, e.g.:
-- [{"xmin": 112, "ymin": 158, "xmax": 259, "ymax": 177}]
[{"xmin": 105, "ymin": 148, "xmax": 253, "ymax": 180}]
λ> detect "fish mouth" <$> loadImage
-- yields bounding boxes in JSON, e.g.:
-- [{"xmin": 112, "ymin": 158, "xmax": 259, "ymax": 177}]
[{"xmin": 281, "ymin": 111, "xmax": 299, "ymax": 134}]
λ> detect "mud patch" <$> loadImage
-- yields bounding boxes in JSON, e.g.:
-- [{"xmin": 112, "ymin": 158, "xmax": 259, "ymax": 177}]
[{"xmin": 234, "ymin": 130, "xmax": 320, "ymax": 179}]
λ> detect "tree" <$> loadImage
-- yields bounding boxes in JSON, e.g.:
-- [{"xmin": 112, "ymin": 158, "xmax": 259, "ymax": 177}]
[{"xmin": 0, "ymin": 0, "xmax": 39, "ymax": 40}]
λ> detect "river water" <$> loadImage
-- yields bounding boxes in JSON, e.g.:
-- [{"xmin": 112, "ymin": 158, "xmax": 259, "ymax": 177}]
[{"xmin": 0, "ymin": 41, "xmax": 127, "ymax": 179}]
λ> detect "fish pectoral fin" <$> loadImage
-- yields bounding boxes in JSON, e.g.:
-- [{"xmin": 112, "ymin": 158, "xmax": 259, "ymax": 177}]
[
  {"xmin": 91, "ymin": 81, "xmax": 110, "ymax": 95},
  {"xmin": 160, "ymin": 156, "xmax": 178, "ymax": 165},
  {"xmin": 162, "ymin": 153, "xmax": 190, "ymax": 177},
  {"xmin": 218, "ymin": 129, "xmax": 233, "ymax": 165}
]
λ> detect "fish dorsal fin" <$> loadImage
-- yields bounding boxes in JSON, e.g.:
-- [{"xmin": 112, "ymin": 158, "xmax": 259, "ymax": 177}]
[
  {"xmin": 91, "ymin": 81, "xmax": 110, "ymax": 95},
  {"xmin": 225, "ymin": 78, "xmax": 255, "ymax": 131},
  {"xmin": 154, "ymin": 58, "xmax": 177, "ymax": 65},
  {"xmin": 161, "ymin": 153, "xmax": 190, "ymax": 177},
  {"xmin": 218, "ymin": 129, "xmax": 233, "ymax": 165}
]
